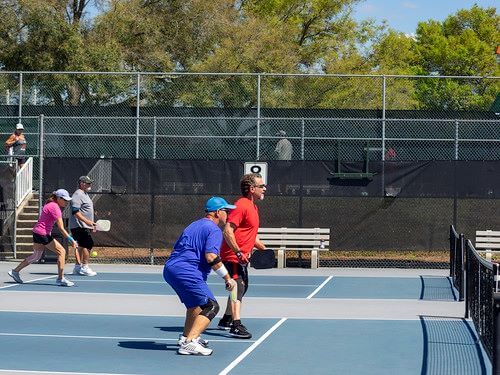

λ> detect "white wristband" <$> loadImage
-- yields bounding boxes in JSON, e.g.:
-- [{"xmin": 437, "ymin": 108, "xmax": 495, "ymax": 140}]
[{"xmin": 215, "ymin": 265, "xmax": 229, "ymax": 278}]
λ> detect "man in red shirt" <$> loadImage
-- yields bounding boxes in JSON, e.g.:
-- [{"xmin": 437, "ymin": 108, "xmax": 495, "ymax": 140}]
[{"xmin": 218, "ymin": 173, "xmax": 267, "ymax": 339}]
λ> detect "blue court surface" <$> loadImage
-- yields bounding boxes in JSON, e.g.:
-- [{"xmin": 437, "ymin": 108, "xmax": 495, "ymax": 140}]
[
  {"xmin": 0, "ymin": 267, "xmax": 490, "ymax": 374},
  {"xmin": 2, "ymin": 273, "xmax": 457, "ymax": 300}
]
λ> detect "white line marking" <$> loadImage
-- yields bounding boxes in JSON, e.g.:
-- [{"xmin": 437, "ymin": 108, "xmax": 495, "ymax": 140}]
[
  {"xmin": 27, "ymin": 279, "xmax": 319, "ymax": 287},
  {"xmin": 218, "ymin": 318, "xmax": 287, "ymax": 375},
  {"xmin": 0, "ymin": 332, "xmax": 254, "ymax": 343},
  {"xmin": 0, "ymin": 369, "xmax": 140, "ymax": 375},
  {"xmin": 306, "ymin": 275, "xmax": 333, "ymax": 299},
  {"xmin": 0, "ymin": 275, "xmax": 57, "ymax": 289}
]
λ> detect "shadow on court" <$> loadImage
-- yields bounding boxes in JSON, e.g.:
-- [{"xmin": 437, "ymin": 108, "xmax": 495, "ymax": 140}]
[
  {"xmin": 419, "ymin": 316, "xmax": 487, "ymax": 375},
  {"xmin": 118, "ymin": 341, "xmax": 175, "ymax": 351},
  {"xmin": 419, "ymin": 276, "xmax": 457, "ymax": 301}
]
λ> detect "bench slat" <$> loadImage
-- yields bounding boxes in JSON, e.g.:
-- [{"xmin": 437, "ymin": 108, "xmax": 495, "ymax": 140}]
[
  {"xmin": 476, "ymin": 231, "xmax": 500, "ymax": 236},
  {"xmin": 476, "ymin": 243, "xmax": 500, "ymax": 249},
  {"xmin": 259, "ymin": 234, "xmax": 330, "ymax": 240},
  {"xmin": 475, "ymin": 237, "xmax": 500, "ymax": 243},
  {"xmin": 259, "ymin": 228, "xmax": 330, "ymax": 234},
  {"xmin": 263, "ymin": 240, "xmax": 329, "ymax": 247}
]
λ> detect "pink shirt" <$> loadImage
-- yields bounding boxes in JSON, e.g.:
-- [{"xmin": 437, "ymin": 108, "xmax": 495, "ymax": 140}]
[{"xmin": 32, "ymin": 201, "xmax": 62, "ymax": 236}]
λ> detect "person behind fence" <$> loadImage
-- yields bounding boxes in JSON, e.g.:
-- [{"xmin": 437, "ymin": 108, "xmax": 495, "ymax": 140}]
[
  {"xmin": 4, "ymin": 123, "xmax": 27, "ymax": 168},
  {"xmin": 274, "ymin": 130, "xmax": 293, "ymax": 161},
  {"xmin": 8, "ymin": 189, "xmax": 78, "ymax": 287},
  {"xmin": 70, "ymin": 175, "xmax": 97, "ymax": 277},
  {"xmin": 217, "ymin": 173, "xmax": 267, "ymax": 339},
  {"xmin": 163, "ymin": 196, "xmax": 237, "ymax": 356}
]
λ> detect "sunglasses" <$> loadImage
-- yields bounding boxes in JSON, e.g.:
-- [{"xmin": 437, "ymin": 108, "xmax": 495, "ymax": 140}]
[
  {"xmin": 219, "ymin": 208, "xmax": 230, "ymax": 212},
  {"xmin": 254, "ymin": 184, "xmax": 267, "ymax": 188}
]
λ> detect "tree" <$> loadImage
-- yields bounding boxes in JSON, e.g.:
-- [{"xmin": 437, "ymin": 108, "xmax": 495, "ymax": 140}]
[{"xmin": 413, "ymin": 5, "xmax": 500, "ymax": 110}]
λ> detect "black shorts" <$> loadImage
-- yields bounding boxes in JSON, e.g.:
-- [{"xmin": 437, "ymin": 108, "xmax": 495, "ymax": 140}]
[
  {"xmin": 223, "ymin": 261, "xmax": 249, "ymax": 296},
  {"xmin": 32, "ymin": 232, "xmax": 54, "ymax": 245},
  {"xmin": 71, "ymin": 227, "xmax": 94, "ymax": 250}
]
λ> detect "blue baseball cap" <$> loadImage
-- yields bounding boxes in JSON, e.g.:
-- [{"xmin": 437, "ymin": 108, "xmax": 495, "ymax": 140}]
[
  {"xmin": 205, "ymin": 197, "xmax": 236, "ymax": 212},
  {"xmin": 54, "ymin": 189, "xmax": 72, "ymax": 201}
]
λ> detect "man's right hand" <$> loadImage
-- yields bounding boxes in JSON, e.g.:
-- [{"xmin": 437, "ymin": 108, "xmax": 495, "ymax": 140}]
[
  {"xmin": 225, "ymin": 278, "xmax": 236, "ymax": 291},
  {"xmin": 236, "ymin": 251, "xmax": 249, "ymax": 265}
]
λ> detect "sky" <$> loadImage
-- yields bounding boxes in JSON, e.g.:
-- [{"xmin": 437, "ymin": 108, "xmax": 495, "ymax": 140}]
[{"xmin": 354, "ymin": 0, "xmax": 498, "ymax": 35}]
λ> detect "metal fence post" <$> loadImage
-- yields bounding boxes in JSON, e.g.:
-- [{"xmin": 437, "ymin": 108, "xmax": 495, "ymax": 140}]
[
  {"xmin": 493, "ymin": 265, "xmax": 500, "ymax": 374},
  {"xmin": 153, "ymin": 116, "xmax": 157, "ymax": 159},
  {"xmin": 136, "ymin": 73, "xmax": 141, "ymax": 159},
  {"xmin": 381, "ymin": 75, "xmax": 386, "ymax": 161},
  {"xmin": 18, "ymin": 72, "xmax": 23, "ymax": 121},
  {"xmin": 301, "ymin": 118, "xmax": 305, "ymax": 160},
  {"xmin": 256, "ymin": 74, "xmax": 261, "ymax": 160},
  {"xmin": 13, "ymin": 160, "xmax": 17, "ymax": 259},
  {"xmin": 38, "ymin": 115, "xmax": 44, "ymax": 215},
  {"xmin": 455, "ymin": 120, "xmax": 459, "ymax": 160}
]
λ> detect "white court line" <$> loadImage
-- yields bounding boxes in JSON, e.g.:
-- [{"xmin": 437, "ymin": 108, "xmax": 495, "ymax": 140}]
[
  {"xmin": 306, "ymin": 275, "xmax": 333, "ymax": 299},
  {"xmin": 0, "ymin": 332, "xmax": 254, "ymax": 343},
  {"xmin": 0, "ymin": 370, "xmax": 140, "ymax": 375},
  {"xmin": 219, "ymin": 318, "xmax": 287, "ymax": 375},
  {"xmin": 60, "ymin": 279, "xmax": 320, "ymax": 287},
  {"xmin": 0, "ymin": 275, "xmax": 57, "ymax": 290}
]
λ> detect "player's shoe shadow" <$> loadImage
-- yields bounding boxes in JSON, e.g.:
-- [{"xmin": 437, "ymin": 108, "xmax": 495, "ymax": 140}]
[
  {"xmin": 118, "ymin": 341, "xmax": 177, "ymax": 351},
  {"xmin": 155, "ymin": 326, "xmax": 228, "ymax": 338}
]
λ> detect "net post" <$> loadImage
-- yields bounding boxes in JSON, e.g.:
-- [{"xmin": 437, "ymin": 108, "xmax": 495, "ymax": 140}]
[
  {"xmin": 458, "ymin": 233, "xmax": 465, "ymax": 301},
  {"xmin": 450, "ymin": 225, "xmax": 455, "ymax": 277},
  {"xmin": 493, "ymin": 263, "xmax": 500, "ymax": 375},
  {"xmin": 464, "ymin": 240, "xmax": 470, "ymax": 319}
]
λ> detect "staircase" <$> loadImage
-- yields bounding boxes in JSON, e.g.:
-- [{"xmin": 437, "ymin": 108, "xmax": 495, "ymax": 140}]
[{"xmin": 15, "ymin": 192, "xmax": 39, "ymax": 258}]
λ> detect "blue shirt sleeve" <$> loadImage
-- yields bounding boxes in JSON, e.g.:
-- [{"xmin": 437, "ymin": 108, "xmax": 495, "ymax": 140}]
[{"xmin": 204, "ymin": 226, "xmax": 223, "ymax": 256}]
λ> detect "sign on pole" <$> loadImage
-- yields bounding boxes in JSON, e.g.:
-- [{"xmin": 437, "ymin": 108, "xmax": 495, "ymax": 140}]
[{"xmin": 244, "ymin": 162, "xmax": 268, "ymax": 183}]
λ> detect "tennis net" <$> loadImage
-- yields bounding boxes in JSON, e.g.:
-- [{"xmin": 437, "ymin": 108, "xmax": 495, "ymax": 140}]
[{"xmin": 465, "ymin": 239, "xmax": 500, "ymax": 367}]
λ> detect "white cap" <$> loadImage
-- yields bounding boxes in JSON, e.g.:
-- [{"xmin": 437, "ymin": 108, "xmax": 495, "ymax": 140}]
[
  {"xmin": 54, "ymin": 189, "xmax": 72, "ymax": 201},
  {"xmin": 16, "ymin": 123, "xmax": 24, "ymax": 130}
]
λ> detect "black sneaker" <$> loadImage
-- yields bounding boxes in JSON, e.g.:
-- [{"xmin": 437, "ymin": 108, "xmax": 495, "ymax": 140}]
[
  {"xmin": 230, "ymin": 323, "xmax": 252, "ymax": 339},
  {"xmin": 217, "ymin": 316, "xmax": 233, "ymax": 331}
]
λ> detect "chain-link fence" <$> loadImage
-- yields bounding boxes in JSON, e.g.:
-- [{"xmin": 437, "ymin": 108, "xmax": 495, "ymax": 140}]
[
  {"xmin": 0, "ymin": 72, "xmax": 499, "ymax": 163},
  {"xmin": 1, "ymin": 115, "xmax": 500, "ymax": 163},
  {"xmin": 0, "ymin": 71, "xmax": 498, "ymax": 267}
]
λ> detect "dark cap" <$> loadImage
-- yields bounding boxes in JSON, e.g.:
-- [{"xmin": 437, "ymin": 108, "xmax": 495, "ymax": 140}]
[{"xmin": 79, "ymin": 175, "xmax": 94, "ymax": 184}]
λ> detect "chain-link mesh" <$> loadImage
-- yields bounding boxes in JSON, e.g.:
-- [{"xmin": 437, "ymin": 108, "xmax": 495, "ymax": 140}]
[
  {"xmin": 260, "ymin": 75, "xmax": 383, "ymax": 109},
  {"xmin": 0, "ymin": 72, "xmax": 498, "ymax": 161},
  {"xmin": 0, "ymin": 73, "xmax": 20, "ymax": 106},
  {"xmin": 140, "ymin": 74, "xmax": 258, "ymax": 111},
  {"xmin": 2, "ymin": 115, "xmax": 498, "ymax": 162},
  {"xmin": 386, "ymin": 76, "xmax": 500, "ymax": 112},
  {"xmin": 1, "ymin": 72, "xmax": 499, "ymax": 267}
]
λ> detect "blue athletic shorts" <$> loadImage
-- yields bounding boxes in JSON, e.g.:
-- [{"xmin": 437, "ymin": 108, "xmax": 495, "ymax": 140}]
[{"xmin": 163, "ymin": 264, "xmax": 215, "ymax": 309}]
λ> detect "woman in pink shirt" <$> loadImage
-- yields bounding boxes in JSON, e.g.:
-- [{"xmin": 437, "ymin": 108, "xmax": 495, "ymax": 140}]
[{"xmin": 8, "ymin": 189, "xmax": 78, "ymax": 287}]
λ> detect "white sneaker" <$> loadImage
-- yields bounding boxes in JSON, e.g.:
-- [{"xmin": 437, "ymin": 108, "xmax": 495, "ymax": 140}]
[
  {"xmin": 72, "ymin": 265, "xmax": 81, "ymax": 275},
  {"xmin": 79, "ymin": 265, "xmax": 97, "ymax": 276},
  {"xmin": 8, "ymin": 270, "xmax": 23, "ymax": 283},
  {"xmin": 177, "ymin": 335, "xmax": 209, "ymax": 347},
  {"xmin": 178, "ymin": 340, "xmax": 213, "ymax": 356},
  {"xmin": 56, "ymin": 277, "xmax": 75, "ymax": 287}
]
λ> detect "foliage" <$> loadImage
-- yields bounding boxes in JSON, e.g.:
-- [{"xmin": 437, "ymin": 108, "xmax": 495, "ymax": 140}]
[
  {"xmin": 0, "ymin": 1, "xmax": 497, "ymax": 110},
  {"xmin": 413, "ymin": 5, "xmax": 500, "ymax": 110}
]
